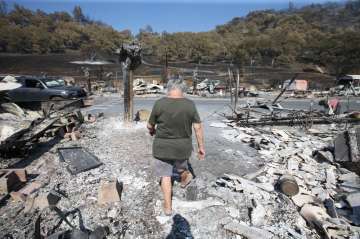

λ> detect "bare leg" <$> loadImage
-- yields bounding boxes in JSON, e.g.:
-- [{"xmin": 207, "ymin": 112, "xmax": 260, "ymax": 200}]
[{"xmin": 161, "ymin": 176, "xmax": 172, "ymax": 215}]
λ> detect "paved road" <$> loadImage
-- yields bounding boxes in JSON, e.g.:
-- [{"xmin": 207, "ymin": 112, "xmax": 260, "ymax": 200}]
[
  {"xmin": 83, "ymin": 94, "xmax": 360, "ymax": 180},
  {"xmin": 84, "ymin": 95, "xmax": 261, "ymax": 179}
]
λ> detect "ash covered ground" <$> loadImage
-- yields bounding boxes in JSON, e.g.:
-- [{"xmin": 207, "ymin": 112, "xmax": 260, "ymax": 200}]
[{"xmin": 1, "ymin": 95, "xmax": 360, "ymax": 238}]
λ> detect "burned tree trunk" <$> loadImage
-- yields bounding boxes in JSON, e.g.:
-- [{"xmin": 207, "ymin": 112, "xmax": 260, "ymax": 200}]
[
  {"xmin": 122, "ymin": 61, "xmax": 133, "ymax": 122},
  {"xmin": 116, "ymin": 43, "xmax": 142, "ymax": 122}
]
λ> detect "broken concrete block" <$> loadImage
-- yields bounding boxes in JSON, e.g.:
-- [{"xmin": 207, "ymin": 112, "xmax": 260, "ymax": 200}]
[
  {"xmin": 24, "ymin": 196, "xmax": 36, "ymax": 213},
  {"xmin": 13, "ymin": 169, "xmax": 27, "ymax": 182},
  {"xmin": 334, "ymin": 131, "xmax": 350, "ymax": 162},
  {"xmin": 346, "ymin": 192, "xmax": 360, "ymax": 222},
  {"xmin": 315, "ymin": 151, "xmax": 334, "ymax": 163},
  {"xmin": 256, "ymin": 175, "xmax": 268, "ymax": 183},
  {"xmin": 0, "ymin": 169, "xmax": 28, "ymax": 182},
  {"xmin": 340, "ymin": 181, "xmax": 360, "ymax": 193},
  {"xmin": 0, "ymin": 171, "xmax": 23, "ymax": 194},
  {"xmin": 24, "ymin": 192, "xmax": 61, "ymax": 213},
  {"xmin": 287, "ymin": 158, "xmax": 299, "ymax": 171},
  {"xmin": 224, "ymin": 221, "xmax": 273, "ymax": 239},
  {"xmin": 291, "ymin": 194, "xmax": 317, "ymax": 208},
  {"xmin": 251, "ymin": 201, "xmax": 266, "ymax": 226},
  {"xmin": 20, "ymin": 182, "xmax": 42, "ymax": 196},
  {"xmin": 347, "ymin": 127, "xmax": 360, "ymax": 163},
  {"xmin": 98, "ymin": 179, "xmax": 123, "ymax": 205},
  {"xmin": 334, "ymin": 129, "xmax": 360, "ymax": 175},
  {"xmin": 10, "ymin": 191, "xmax": 27, "ymax": 202},
  {"xmin": 300, "ymin": 204, "xmax": 330, "ymax": 237},
  {"xmin": 34, "ymin": 192, "xmax": 61, "ymax": 210},
  {"xmin": 339, "ymin": 172, "xmax": 360, "ymax": 192},
  {"xmin": 339, "ymin": 172, "xmax": 360, "ymax": 183},
  {"xmin": 325, "ymin": 168, "xmax": 336, "ymax": 189},
  {"xmin": 311, "ymin": 187, "xmax": 330, "ymax": 201}
]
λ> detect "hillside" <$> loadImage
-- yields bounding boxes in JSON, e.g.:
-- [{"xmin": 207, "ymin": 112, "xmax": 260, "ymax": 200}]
[
  {"xmin": 0, "ymin": 1, "xmax": 359, "ymax": 77},
  {"xmin": 140, "ymin": 1, "xmax": 360, "ymax": 75},
  {"xmin": 0, "ymin": 3, "xmax": 131, "ymax": 56}
]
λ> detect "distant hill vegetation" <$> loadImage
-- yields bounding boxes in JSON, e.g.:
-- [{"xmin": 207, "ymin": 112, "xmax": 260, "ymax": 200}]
[
  {"xmin": 0, "ymin": 1, "xmax": 359, "ymax": 76},
  {"xmin": 139, "ymin": 1, "xmax": 360, "ymax": 76},
  {"xmin": 0, "ymin": 2, "xmax": 131, "ymax": 56}
]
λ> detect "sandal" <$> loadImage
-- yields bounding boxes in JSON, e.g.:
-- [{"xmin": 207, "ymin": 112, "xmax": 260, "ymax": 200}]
[{"xmin": 180, "ymin": 171, "xmax": 193, "ymax": 188}]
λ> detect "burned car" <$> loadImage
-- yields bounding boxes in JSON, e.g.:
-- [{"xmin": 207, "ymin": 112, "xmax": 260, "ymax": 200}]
[{"xmin": 6, "ymin": 76, "xmax": 87, "ymax": 102}]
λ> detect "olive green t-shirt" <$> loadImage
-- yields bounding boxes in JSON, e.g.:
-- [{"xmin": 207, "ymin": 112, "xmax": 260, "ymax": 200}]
[{"xmin": 148, "ymin": 97, "xmax": 201, "ymax": 160}]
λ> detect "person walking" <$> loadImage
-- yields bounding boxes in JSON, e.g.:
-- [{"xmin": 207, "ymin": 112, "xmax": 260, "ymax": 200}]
[{"xmin": 147, "ymin": 78, "xmax": 205, "ymax": 216}]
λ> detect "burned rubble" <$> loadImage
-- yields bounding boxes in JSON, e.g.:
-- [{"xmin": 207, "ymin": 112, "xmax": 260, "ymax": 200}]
[
  {"xmin": 1, "ymin": 75, "xmax": 360, "ymax": 238},
  {"xmin": 1, "ymin": 94, "xmax": 360, "ymax": 238}
]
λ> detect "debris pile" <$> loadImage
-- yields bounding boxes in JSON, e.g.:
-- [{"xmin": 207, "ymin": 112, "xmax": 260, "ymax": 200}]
[
  {"xmin": 133, "ymin": 78, "xmax": 163, "ymax": 95},
  {"xmin": 0, "ymin": 116, "xmax": 162, "ymax": 238},
  {"xmin": 227, "ymin": 98, "xmax": 360, "ymax": 127},
  {"xmin": 0, "ymin": 99, "xmax": 85, "ymax": 159},
  {"xmin": 214, "ymin": 124, "xmax": 360, "ymax": 238}
]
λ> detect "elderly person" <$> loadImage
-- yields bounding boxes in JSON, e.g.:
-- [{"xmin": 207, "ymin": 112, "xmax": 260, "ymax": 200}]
[{"xmin": 147, "ymin": 78, "xmax": 205, "ymax": 215}]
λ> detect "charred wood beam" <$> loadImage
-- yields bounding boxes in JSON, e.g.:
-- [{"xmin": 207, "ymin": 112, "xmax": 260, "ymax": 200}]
[
  {"xmin": 236, "ymin": 117, "xmax": 360, "ymax": 127},
  {"xmin": 272, "ymin": 73, "xmax": 299, "ymax": 105}
]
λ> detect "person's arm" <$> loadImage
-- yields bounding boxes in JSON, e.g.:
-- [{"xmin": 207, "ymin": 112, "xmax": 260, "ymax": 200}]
[
  {"xmin": 148, "ymin": 102, "xmax": 158, "ymax": 136},
  {"xmin": 193, "ymin": 122, "xmax": 205, "ymax": 160}
]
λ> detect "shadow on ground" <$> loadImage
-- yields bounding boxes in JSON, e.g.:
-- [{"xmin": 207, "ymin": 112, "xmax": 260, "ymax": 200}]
[{"xmin": 166, "ymin": 214, "xmax": 193, "ymax": 239}]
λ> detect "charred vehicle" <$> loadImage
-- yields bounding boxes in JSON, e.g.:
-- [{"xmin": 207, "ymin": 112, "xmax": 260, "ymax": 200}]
[{"xmin": 7, "ymin": 76, "xmax": 87, "ymax": 102}]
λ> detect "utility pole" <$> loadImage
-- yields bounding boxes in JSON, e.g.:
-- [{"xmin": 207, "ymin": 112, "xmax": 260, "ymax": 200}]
[
  {"xmin": 235, "ymin": 68, "xmax": 240, "ymax": 110},
  {"xmin": 193, "ymin": 66, "xmax": 198, "ymax": 95},
  {"xmin": 164, "ymin": 50, "xmax": 168, "ymax": 84},
  {"xmin": 81, "ymin": 67, "xmax": 91, "ymax": 94},
  {"xmin": 116, "ymin": 42, "xmax": 142, "ymax": 122},
  {"xmin": 228, "ymin": 67, "xmax": 233, "ymax": 105}
]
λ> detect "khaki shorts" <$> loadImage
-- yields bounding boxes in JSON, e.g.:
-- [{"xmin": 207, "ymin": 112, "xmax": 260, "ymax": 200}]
[{"xmin": 154, "ymin": 158, "xmax": 188, "ymax": 177}]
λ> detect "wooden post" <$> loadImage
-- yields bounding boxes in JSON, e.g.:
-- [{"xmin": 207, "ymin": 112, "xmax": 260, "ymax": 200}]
[
  {"xmin": 129, "ymin": 70, "xmax": 134, "ymax": 121},
  {"xmin": 122, "ymin": 64, "xmax": 134, "ymax": 122}
]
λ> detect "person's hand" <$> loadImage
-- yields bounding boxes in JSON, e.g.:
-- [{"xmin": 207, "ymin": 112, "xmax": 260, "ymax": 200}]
[
  {"xmin": 149, "ymin": 128, "xmax": 156, "ymax": 136},
  {"xmin": 198, "ymin": 146, "xmax": 205, "ymax": 160}
]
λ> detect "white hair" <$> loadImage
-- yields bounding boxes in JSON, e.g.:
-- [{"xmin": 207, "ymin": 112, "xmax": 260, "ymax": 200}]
[{"xmin": 166, "ymin": 78, "xmax": 187, "ymax": 93}]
